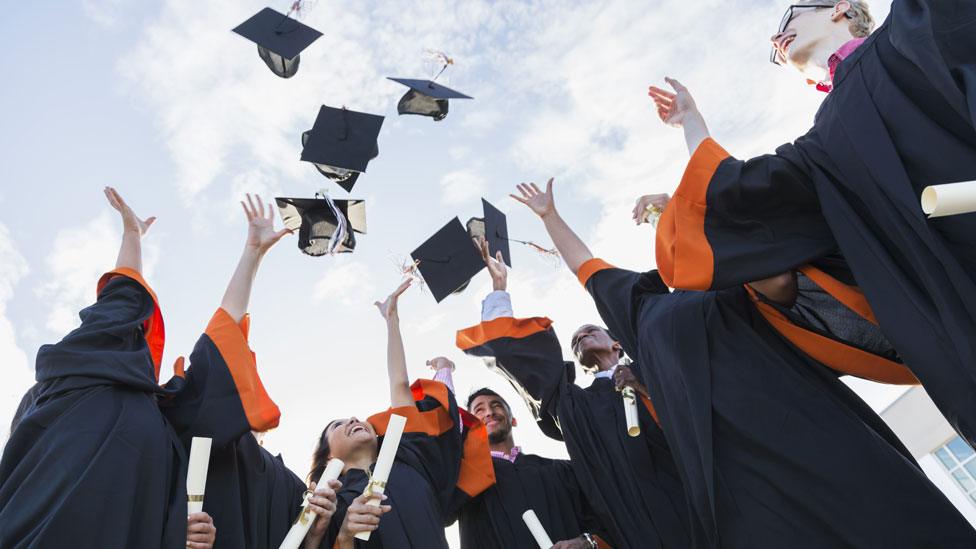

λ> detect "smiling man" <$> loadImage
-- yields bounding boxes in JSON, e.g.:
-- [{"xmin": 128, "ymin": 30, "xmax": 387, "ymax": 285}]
[
  {"xmin": 449, "ymin": 387, "xmax": 608, "ymax": 549},
  {"xmin": 454, "ymin": 240, "xmax": 690, "ymax": 549},
  {"xmin": 649, "ymin": 0, "xmax": 976, "ymax": 448}
]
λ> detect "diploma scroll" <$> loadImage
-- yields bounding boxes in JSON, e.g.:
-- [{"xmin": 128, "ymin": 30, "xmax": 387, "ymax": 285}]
[
  {"xmin": 187, "ymin": 436, "xmax": 212, "ymax": 514},
  {"xmin": 354, "ymin": 414, "xmax": 407, "ymax": 542},
  {"xmin": 622, "ymin": 387, "xmax": 640, "ymax": 437},
  {"xmin": 278, "ymin": 458, "xmax": 345, "ymax": 549},
  {"xmin": 522, "ymin": 509, "xmax": 554, "ymax": 548},
  {"xmin": 921, "ymin": 181, "xmax": 976, "ymax": 218}
]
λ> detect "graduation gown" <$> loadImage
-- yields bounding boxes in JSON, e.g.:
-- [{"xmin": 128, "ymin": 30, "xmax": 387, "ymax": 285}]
[
  {"xmin": 325, "ymin": 379, "xmax": 494, "ymax": 549},
  {"xmin": 656, "ymin": 0, "xmax": 976, "ymax": 445},
  {"xmin": 456, "ymin": 318, "xmax": 690, "ymax": 549},
  {"xmin": 0, "ymin": 269, "xmax": 185, "ymax": 548},
  {"xmin": 580, "ymin": 258, "xmax": 976, "ymax": 548},
  {"xmin": 160, "ymin": 310, "xmax": 307, "ymax": 549},
  {"xmin": 451, "ymin": 452, "xmax": 609, "ymax": 549}
]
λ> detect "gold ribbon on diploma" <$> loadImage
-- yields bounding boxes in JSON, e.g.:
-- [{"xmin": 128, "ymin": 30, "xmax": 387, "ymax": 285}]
[{"xmin": 187, "ymin": 495, "xmax": 205, "ymax": 503}]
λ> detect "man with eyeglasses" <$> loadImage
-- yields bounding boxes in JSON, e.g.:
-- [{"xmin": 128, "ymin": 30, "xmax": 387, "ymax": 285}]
[{"xmin": 647, "ymin": 0, "xmax": 976, "ymax": 453}]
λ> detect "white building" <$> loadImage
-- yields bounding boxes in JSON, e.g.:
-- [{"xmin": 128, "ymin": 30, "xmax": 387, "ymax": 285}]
[{"xmin": 881, "ymin": 387, "xmax": 976, "ymax": 526}]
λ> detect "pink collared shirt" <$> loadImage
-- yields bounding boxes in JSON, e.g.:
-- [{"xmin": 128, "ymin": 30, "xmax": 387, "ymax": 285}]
[
  {"xmin": 490, "ymin": 446, "xmax": 522, "ymax": 463},
  {"xmin": 817, "ymin": 37, "xmax": 867, "ymax": 93}
]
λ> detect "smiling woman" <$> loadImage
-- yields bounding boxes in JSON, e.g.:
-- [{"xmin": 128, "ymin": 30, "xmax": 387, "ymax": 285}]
[{"xmin": 304, "ymin": 281, "xmax": 494, "ymax": 549}]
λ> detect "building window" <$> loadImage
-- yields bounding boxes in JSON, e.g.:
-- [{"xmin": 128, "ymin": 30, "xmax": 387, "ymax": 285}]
[{"xmin": 934, "ymin": 436, "xmax": 976, "ymax": 504}]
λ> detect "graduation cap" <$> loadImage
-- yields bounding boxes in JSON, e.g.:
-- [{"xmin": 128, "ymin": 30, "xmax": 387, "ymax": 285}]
[
  {"xmin": 275, "ymin": 194, "xmax": 366, "ymax": 256},
  {"xmin": 388, "ymin": 78, "xmax": 472, "ymax": 121},
  {"xmin": 410, "ymin": 217, "xmax": 485, "ymax": 303},
  {"xmin": 464, "ymin": 199, "xmax": 512, "ymax": 268},
  {"xmin": 300, "ymin": 106, "xmax": 384, "ymax": 193},
  {"xmin": 232, "ymin": 7, "xmax": 323, "ymax": 79}
]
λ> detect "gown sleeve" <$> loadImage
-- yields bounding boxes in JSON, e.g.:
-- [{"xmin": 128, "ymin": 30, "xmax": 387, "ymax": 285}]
[
  {"xmin": 578, "ymin": 259, "xmax": 670, "ymax": 362},
  {"xmin": 160, "ymin": 308, "xmax": 280, "ymax": 446},
  {"xmin": 655, "ymin": 138, "xmax": 836, "ymax": 291},
  {"xmin": 367, "ymin": 380, "xmax": 495, "ymax": 517},
  {"xmin": 455, "ymin": 316, "xmax": 574, "ymax": 441},
  {"xmin": 889, "ymin": 0, "xmax": 976, "ymax": 126},
  {"xmin": 35, "ymin": 268, "xmax": 166, "ymax": 385}
]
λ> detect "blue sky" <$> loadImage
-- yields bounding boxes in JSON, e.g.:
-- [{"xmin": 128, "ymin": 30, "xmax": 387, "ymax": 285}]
[{"xmin": 1, "ymin": 0, "xmax": 896, "ymax": 543}]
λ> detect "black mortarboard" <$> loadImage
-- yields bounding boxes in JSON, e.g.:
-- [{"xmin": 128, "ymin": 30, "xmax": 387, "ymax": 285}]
[
  {"xmin": 387, "ymin": 78, "xmax": 473, "ymax": 121},
  {"xmin": 300, "ymin": 106, "xmax": 384, "ymax": 193},
  {"xmin": 411, "ymin": 217, "xmax": 485, "ymax": 303},
  {"xmin": 232, "ymin": 8, "xmax": 323, "ymax": 78},
  {"xmin": 275, "ymin": 196, "xmax": 366, "ymax": 256},
  {"xmin": 465, "ymin": 199, "xmax": 512, "ymax": 268}
]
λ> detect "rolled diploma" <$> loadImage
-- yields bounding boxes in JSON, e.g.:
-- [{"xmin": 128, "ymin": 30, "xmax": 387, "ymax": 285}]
[
  {"xmin": 278, "ymin": 458, "xmax": 345, "ymax": 549},
  {"xmin": 354, "ymin": 414, "xmax": 407, "ymax": 541},
  {"xmin": 921, "ymin": 181, "xmax": 976, "ymax": 218},
  {"xmin": 187, "ymin": 436, "xmax": 212, "ymax": 514},
  {"xmin": 522, "ymin": 509, "xmax": 554, "ymax": 548},
  {"xmin": 622, "ymin": 387, "xmax": 640, "ymax": 437}
]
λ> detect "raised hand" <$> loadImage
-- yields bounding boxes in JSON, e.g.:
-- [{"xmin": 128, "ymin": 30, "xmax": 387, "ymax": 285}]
[
  {"xmin": 426, "ymin": 356, "xmax": 455, "ymax": 372},
  {"xmin": 510, "ymin": 178, "xmax": 556, "ymax": 219},
  {"xmin": 648, "ymin": 77, "xmax": 700, "ymax": 128},
  {"xmin": 632, "ymin": 193, "xmax": 671, "ymax": 225},
  {"xmin": 374, "ymin": 279, "xmax": 412, "ymax": 322},
  {"xmin": 104, "ymin": 186, "xmax": 155, "ymax": 236},
  {"xmin": 478, "ymin": 237, "xmax": 507, "ymax": 291},
  {"xmin": 240, "ymin": 193, "xmax": 292, "ymax": 254}
]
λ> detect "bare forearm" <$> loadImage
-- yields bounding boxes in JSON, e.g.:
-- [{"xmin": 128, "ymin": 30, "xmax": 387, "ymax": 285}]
[
  {"xmin": 386, "ymin": 319, "xmax": 413, "ymax": 408},
  {"xmin": 220, "ymin": 247, "xmax": 264, "ymax": 323},
  {"xmin": 115, "ymin": 230, "xmax": 143, "ymax": 273},
  {"xmin": 682, "ymin": 111, "xmax": 711, "ymax": 156},
  {"xmin": 540, "ymin": 210, "xmax": 594, "ymax": 275}
]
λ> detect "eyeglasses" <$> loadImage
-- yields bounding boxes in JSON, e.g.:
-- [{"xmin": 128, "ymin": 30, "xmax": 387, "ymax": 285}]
[{"xmin": 769, "ymin": 4, "xmax": 837, "ymax": 66}]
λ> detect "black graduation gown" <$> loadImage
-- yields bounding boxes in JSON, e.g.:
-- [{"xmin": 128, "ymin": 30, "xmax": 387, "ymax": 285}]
[
  {"xmin": 656, "ymin": 0, "xmax": 976, "ymax": 446},
  {"xmin": 160, "ymin": 309, "xmax": 307, "ymax": 549},
  {"xmin": 451, "ymin": 452, "xmax": 607, "ymax": 549},
  {"xmin": 456, "ymin": 317, "xmax": 690, "ymax": 549},
  {"xmin": 0, "ymin": 269, "xmax": 186, "ymax": 548},
  {"xmin": 581, "ymin": 258, "xmax": 976, "ymax": 548},
  {"xmin": 325, "ymin": 379, "xmax": 494, "ymax": 549}
]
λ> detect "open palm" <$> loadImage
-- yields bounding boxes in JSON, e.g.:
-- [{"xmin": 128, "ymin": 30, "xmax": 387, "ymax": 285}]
[
  {"xmin": 648, "ymin": 77, "xmax": 699, "ymax": 128},
  {"xmin": 375, "ymin": 279, "xmax": 412, "ymax": 321},
  {"xmin": 104, "ymin": 186, "xmax": 156, "ymax": 235},
  {"xmin": 241, "ymin": 194, "xmax": 291, "ymax": 254},
  {"xmin": 510, "ymin": 178, "xmax": 556, "ymax": 218}
]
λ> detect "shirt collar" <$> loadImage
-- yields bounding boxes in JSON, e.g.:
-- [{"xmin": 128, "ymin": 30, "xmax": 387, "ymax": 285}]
[
  {"xmin": 490, "ymin": 446, "xmax": 521, "ymax": 463},
  {"xmin": 593, "ymin": 364, "xmax": 618, "ymax": 379},
  {"xmin": 817, "ymin": 37, "xmax": 866, "ymax": 93}
]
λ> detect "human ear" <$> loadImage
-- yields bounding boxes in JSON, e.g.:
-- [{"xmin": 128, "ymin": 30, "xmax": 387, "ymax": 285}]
[
  {"xmin": 512, "ymin": 417, "xmax": 518, "ymax": 427},
  {"xmin": 831, "ymin": 1, "xmax": 851, "ymax": 22}
]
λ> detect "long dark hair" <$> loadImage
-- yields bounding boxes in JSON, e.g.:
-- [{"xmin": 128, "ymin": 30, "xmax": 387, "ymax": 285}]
[{"xmin": 308, "ymin": 420, "xmax": 338, "ymax": 484}]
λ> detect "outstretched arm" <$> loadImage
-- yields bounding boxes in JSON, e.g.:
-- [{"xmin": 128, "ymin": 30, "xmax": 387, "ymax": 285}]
[
  {"xmin": 649, "ymin": 77, "xmax": 711, "ymax": 155},
  {"xmin": 104, "ymin": 186, "xmax": 156, "ymax": 273},
  {"xmin": 375, "ymin": 280, "xmax": 415, "ymax": 408},
  {"xmin": 511, "ymin": 178, "xmax": 593, "ymax": 275},
  {"xmin": 220, "ymin": 194, "xmax": 292, "ymax": 323}
]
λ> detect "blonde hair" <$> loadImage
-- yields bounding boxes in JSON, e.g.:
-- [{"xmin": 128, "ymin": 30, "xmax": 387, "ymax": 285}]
[{"xmin": 796, "ymin": 0, "xmax": 875, "ymax": 37}]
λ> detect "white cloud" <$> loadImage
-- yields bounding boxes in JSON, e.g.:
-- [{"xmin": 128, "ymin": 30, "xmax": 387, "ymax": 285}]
[
  {"xmin": 439, "ymin": 168, "xmax": 488, "ymax": 205},
  {"xmin": 81, "ymin": 0, "xmax": 126, "ymax": 29},
  {"xmin": 36, "ymin": 212, "xmax": 160, "ymax": 335},
  {"xmin": 0, "ymin": 223, "xmax": 33, "ymax": 440},
  {"xmin": 312, "ymin": 259, "xmax": 376, "ymax": 305}
]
